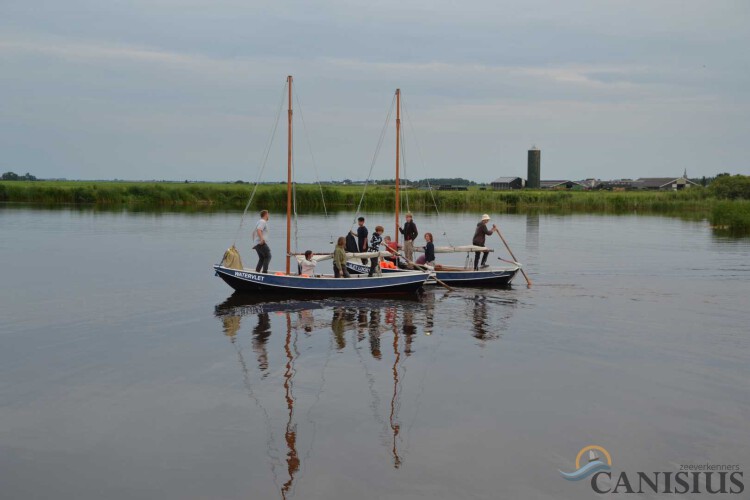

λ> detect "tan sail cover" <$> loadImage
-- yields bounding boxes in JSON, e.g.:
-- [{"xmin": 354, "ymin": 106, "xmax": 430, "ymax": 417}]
[
  {"xmin": 293, "ymin": 251, "xmax": 393, "ymax": 265},
  {"xmin": 221, "ymin": 245, "xmax": 244, "ymax": 270}
]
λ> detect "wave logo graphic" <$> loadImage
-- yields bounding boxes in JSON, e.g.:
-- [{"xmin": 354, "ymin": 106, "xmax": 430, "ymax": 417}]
[{"xmin": 559, "ymin": 445, "xmax": 612, "ymax": 481}]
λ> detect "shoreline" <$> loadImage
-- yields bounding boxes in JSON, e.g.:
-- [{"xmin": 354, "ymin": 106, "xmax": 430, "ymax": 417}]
[{"xmin": 2, "ymin": 181, "xmax": 748, "ymax": 232}]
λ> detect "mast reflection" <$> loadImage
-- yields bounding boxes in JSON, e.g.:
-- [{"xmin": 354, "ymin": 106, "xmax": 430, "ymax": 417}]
[
  {"xmin": 281, "ymin": 313, "xmax": 299, "ymax": 499},
  {"xmin": 213, "ymin": 291, "xmax": 516, "ymax": 495},
  {"xmin": 389, "ymin": 309, "xmax": 402, "ymax": 468}
]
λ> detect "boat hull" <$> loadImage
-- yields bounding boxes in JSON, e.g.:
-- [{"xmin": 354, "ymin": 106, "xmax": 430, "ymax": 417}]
[
  {"xmin": 434, "ymin": 268, "xmax": 519, "ymax": 287},
  {"xmin": 214, "ymin": 265, "xmax": 428, "ymax": 295},
  {"xmin": 346, "ymin": 261, "xmax": 520, "ymax": 287}
]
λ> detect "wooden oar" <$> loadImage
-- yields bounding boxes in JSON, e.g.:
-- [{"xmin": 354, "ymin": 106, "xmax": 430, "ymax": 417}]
[
  {"xmin": 497, "ymin": 256, "xmax": 519, "ymax": 265},
  {"xmin": 394, "ymin": 252, "xmax": 454, "ymax": 291},
  {"xmin": 493, "ymin": 227, "xmax": 532, "ymax": 286}
]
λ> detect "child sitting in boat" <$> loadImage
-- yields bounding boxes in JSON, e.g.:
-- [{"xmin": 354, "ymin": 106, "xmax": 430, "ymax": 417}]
[
  {"xmin": 300, "ymin": 250, "xmax": 317, "ymax": 276},
  {"xmin": 424, "ymin": 233, "xmax": 435, "ymax": 267},
  {"xmin": 383, "ymin": 235, "xmax": 400, "ymax": 263},
  {"xmin": 415, "ymin": 232, "xmax": 436, "ymax": 267}
]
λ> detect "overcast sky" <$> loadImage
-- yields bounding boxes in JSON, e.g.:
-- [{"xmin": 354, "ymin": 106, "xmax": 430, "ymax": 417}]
[{"xmin": 1, "ymin": 0, "xmax": 748, "ymax": 182}]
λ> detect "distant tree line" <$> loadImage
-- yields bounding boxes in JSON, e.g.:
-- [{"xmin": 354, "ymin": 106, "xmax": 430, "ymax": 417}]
[
  {"xmin": 2, "ymin": 171, "xmax": 37, "ymax": 181},
  {"xmin": 693, "ymin": 172, "xmax": 730, "ymax": 187},
  {"xmin": 709, "ymin": 174, "xmax": 750, "ymax": 200}
]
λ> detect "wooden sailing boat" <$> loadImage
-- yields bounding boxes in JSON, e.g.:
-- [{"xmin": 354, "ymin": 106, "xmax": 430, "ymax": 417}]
[
  {"xmin": 214, "ymin": 76, "xmax": 429, "ymax": 295},
  {"xmin": 346, "ymin": 88, "xmax": 521, "ymax": 287}
]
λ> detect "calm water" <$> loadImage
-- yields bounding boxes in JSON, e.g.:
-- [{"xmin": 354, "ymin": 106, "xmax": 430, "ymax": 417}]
[{"xmin": 1, "ymin": 207, "xmax": 748, "ymax": 499}]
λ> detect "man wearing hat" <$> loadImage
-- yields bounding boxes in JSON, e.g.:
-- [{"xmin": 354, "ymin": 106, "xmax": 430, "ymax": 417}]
[
  {"xmin": 399, "ymin": 212, "xmax": 419, "ymax": 267},
  {"xmin": 472, "ymin": 214, "xmax": 496, "ymax": 270}
]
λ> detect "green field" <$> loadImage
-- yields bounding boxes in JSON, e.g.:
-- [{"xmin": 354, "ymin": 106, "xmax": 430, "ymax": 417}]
[{"xmin": 1, "ymin": 179, "xmax": 749, "ymax": 232}]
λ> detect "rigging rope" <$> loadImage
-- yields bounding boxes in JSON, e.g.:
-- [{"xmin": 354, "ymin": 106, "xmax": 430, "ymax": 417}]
[
  {"xmin": 231, "ymin": 80, "xmax": 288, "ymax": 247},
  {"xmin": 399, "ymin": 120, "xmax": 410, "ymax": 214},
  {"xmin": 294, "ymin": 88, "xmax": 333, "ymax": 243},
  {"xmin": 402, "ymin": 97, "xmax": 455, "ymax": 246},
  {"xmin": 292, "ymin": 156, "xmax": 299, "ymax": 255},
  {"xmin": 352, "ymin": 93, "xmax": 397, "ymax": 228},
  {"xmin": 231, "ymin": 330, "xmax": 283, "ymax": 491},
  {"xmin": 294, "ymin": 90, "xmax": 329, "ymax": 218}
]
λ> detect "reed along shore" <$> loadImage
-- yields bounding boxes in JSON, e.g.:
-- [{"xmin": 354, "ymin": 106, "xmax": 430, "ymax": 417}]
[
  {"xmin": 1, "ymin": 180, "xmax": 749, "ymax": 231},
  {"xmin": 0, "ymin": 180, "xmax": 719, "ymax": 210}
]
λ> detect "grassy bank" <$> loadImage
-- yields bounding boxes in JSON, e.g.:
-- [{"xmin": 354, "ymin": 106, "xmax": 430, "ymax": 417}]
[
  {"xmin": 711, "ymin": 201, "xmax": 750, "ymax": 233},
  {"xmin": 0, "ymin": 180, "xmax": 718, "ymax": 213}
]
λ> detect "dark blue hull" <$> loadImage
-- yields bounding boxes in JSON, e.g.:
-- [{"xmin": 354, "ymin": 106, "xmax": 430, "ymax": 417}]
[
  {"xmin": 434, "ymin": 268, "xmax": 519, "ymax": 287},
  {"xmin": 214, "ymin": 266, "xmax": 428, "ymax": 296},
  {"xmin": 346, "ymin": 262, "xmax": 520, "ymax": 287}
]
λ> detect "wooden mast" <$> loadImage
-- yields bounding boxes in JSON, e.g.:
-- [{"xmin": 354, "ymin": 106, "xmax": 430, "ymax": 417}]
[
  {"xmin": 286, "ymin": 75, "xmax": 293, "ymax": 275},
  {"xmin": 394, "ymin": 89, "xmax": 401, "ymax": 246}
]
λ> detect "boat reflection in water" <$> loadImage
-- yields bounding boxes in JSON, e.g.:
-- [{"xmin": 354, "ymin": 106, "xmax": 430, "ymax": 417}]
[
  {"xmin": 469, "ymin": 294, "xmax": 517, "ymax": 342},
  {"xmin": 214, "ymin": 290, "xmax": 516, "ymax": 497}
]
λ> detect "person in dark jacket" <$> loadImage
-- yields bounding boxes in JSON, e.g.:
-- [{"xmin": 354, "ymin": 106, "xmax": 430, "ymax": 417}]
[
  {"xmin": 423, "ymin": 232, "xmax": 435, "ymax": 266},
  {"xmin": 472, "ymin": 214, "xmax": 496, "ymax": 270},
  {"xmin": 355, "ymin": 217, "xmax": 369, "ymax": 251},
  {"xmin": 367, "ymin": 225, "xmax": 384, "ymax": 277},
  {"xmin": 353, "ymin": 216, "xmax": 369, "ymax": 264},
  {"xmin": 399, "ymin": 212, "xmax": 418, "ymax": 267},
  {"xmin": 345, "ymin": 232, "xmax": 359, "ymax": 253}
]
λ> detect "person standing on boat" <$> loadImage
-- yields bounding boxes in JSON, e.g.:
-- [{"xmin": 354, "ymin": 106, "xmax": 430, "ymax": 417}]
[
  {"xmin": 354, "ymin": 216, "xmax": 369, "ymax": 264},
  {"xmin": 354, "ymin": 217, "xmax": 368, "ymax": 251},
  {"xmin": 367, "ymin": 225, "xmax": 384, "ymax": 277},
  {"xmin": 472, "ymin": 214, "xmax": 496, "ymax": 271},
  {"xmin": 399, "ymin": 212, "xmax": 418, "ymax": 267},
  {"xmin": 253, "ymin": 209, "xmax": 271, "ymax": 273},
  {"xmin": 333, "ymin": 237, "xmax": 350, "ymax": 278}
]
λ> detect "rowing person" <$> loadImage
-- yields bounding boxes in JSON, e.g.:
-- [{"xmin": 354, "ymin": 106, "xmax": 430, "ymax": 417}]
[{"xmin": 472, "ymin": 214, "xmax": 496, "ymax": 270}]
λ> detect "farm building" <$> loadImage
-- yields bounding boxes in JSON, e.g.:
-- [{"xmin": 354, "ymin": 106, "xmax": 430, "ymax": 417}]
[{"xmin": 491, "ymin": 177, "xmax": 524, "ymax": 190}]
